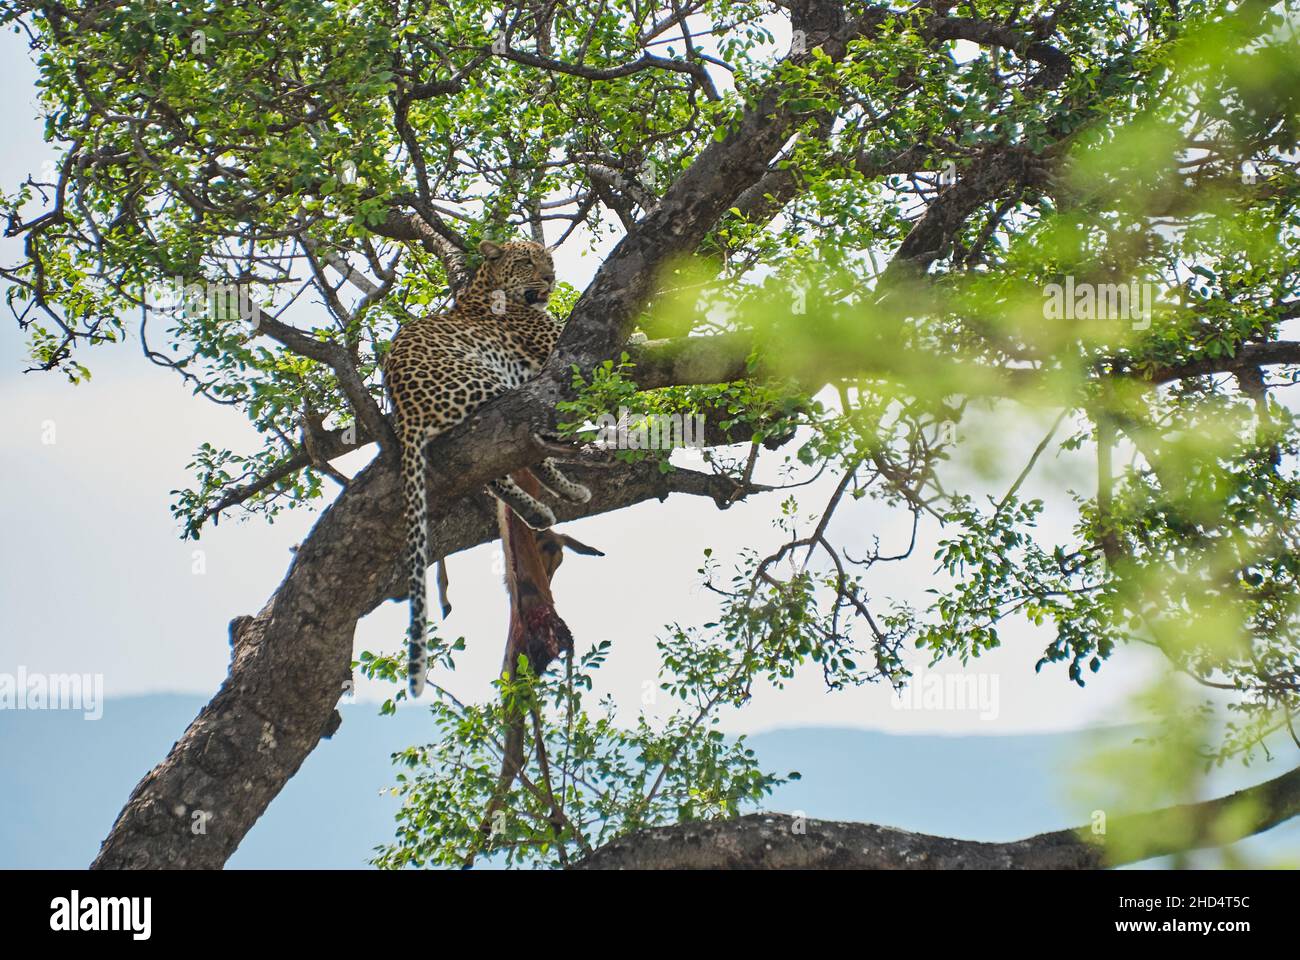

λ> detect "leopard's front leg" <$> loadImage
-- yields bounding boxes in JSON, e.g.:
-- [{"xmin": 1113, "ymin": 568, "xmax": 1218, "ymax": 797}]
[{"xmin": 487, "ymin": 475, "xmax": 558, "ymax": 529}]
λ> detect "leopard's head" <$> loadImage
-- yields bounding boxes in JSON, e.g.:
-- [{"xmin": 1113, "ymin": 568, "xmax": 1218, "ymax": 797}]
[{"xmin": 476, "ymin": 240, "xmax": 555, "ymax": 311}]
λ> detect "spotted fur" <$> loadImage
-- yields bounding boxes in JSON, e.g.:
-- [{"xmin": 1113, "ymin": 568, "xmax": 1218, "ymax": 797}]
[{"xmin": 384, "ymin": 240, "xmax": 590, "ymax": 697}]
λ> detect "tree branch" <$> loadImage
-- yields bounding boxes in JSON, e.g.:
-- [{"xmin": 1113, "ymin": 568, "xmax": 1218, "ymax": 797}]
[
  {"xmin": 627, "ymin": 333, "xmax": 1300, "ymax": 397},
  {"xmin": 575, "ymin": 760, "xmax": 1300, "ymax": 869}
]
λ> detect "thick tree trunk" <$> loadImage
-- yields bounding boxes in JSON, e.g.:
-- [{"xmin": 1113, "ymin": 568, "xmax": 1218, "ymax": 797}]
[{"xmin": 92, "ymin": 457, "xmax": 403, "ymax": 868}]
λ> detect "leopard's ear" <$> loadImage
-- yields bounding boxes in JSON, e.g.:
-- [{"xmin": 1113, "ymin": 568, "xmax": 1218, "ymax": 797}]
[
  {"xmin": 544, "ymin": 242, "xmax": 558, "ymax": 253},
  {"xmin": 478, "ymin": 240, "xmax": 504, "ymax": 260}
]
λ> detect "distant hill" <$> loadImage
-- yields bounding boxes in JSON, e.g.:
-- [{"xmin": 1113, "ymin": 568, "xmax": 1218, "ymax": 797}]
[{"xmin": 2, "ymin": 695, "xmax": 1296, "ymax": 868}]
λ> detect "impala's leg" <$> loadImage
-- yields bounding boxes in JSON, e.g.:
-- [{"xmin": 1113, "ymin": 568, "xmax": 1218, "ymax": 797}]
[{"xmin": 435, "ymin": 558, "xmax": 451, "ymax": 618}]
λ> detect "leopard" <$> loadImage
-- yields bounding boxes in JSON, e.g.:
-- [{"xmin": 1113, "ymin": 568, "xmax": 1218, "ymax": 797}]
[{"xmin": 384, "ymin": 239, "xmax": 591, "ymax": 698}]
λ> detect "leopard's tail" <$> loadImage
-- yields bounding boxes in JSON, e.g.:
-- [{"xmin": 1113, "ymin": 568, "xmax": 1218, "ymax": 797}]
[{"xmin": 403, "ymin": 438, "xmax": 430, "ymax": 698}]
